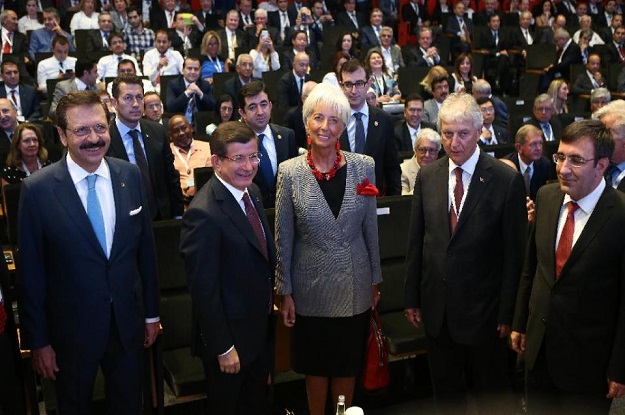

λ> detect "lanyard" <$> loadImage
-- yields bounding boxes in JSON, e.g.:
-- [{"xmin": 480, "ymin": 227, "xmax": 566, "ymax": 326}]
[
  {"xmin": 173, "ymin": 145, "xmax": 194, "ymax": 174},
  {"xmin": 207, "ymin": 55, "xmax": 222, "ymax": 73}
]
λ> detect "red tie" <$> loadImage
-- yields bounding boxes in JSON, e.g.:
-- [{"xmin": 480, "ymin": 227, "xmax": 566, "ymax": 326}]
[
  {"xmin": 619, "ymin": 45, "xmax": 625, "ymax": 62},
  {"xmin": 0, "ymin": 302, "xmax": 7, "ymax": 334},
  {"xmin": 3, "ymin": 32, "xmax": 12, "ymax": 54},
  {"xmin": 555, "ymin": 201, "xmax": 579, "ymax": 279},
  {"xmin": 242, "ymin": 192, "xmax": 268, "ymax": 260},
  {"xmin": 449, "ymin": 167, "xmax": 464, "ymax": 234},
  {"xmin": 9, "ymin": 89, "xmax": 17, "ymax": 108}
]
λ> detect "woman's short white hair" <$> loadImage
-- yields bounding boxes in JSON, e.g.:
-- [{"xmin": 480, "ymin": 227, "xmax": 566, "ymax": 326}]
[{"xmin": 302, "ymin": 83, "xmax": 351, "ymax": 129}]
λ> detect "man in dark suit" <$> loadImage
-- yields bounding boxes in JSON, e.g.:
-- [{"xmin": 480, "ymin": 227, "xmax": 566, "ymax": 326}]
[
  {"xmin": 504, "ymin": 124, "xmax": 553, "ymax": 201},
  {"xmin": 217, "ymin": 10, "xmax": 251, "ymax": 65},
  {"xmin": 529, "ymin": 93, "xmax": 564, "ymax": 143},
  {"xmin": 477, "ymin": 97, "xmax": 509, "ymax": 145},
  {"xmin": 571, "ymin": 53, "xmax": 606, "ymax": 95},
  {"xmin": 0, "ymin": 98, "xmax": 19, "ymax": 170},
  {"xmin": 285, "ymin": 81, "xmax": 316, "ymax": 149},
  {"xmin": 280, "ymin": 29, "xmax": 320, "ymax": 70},
  {"xmin": 511, "ymin": 120, "xmax": 625, "ymax": 413},
  {"xmin": 598, "ymin": 12, "xmax": 622, "ymax": 43},
  {"xmin": 401, "ymin": 0, "xmax": 431, "ymax": 32},
  {"xmin": 475, "ymin": 14, "xmax": 513, "ymax": 94},
  {"xmin": 194, "ymin": 0, "xmax": 222, "ymax": 32},
  {"xmin": 336, "ymin": 0, "xmax": 366, "ymax": 35},
  {"xmin": 472, "ymin": 0, "xmax": 504, "ymax": 26},
  {"xmin": 169, "ymin": 12, "xmax": 203, "ymax": 54},
  {"xmin": 541, "ymin": 28, "xmax": 583, "ymax": 91},
  {"xmin": 1, "ymin": 9, "xmax": 34, "ymax": 86},
  {"xmin": 278, "ymin": 52, "xmax": 310, "ymax": 109},
  {"xmin": 601, "ymin": 25, "xmax": 625, "ymax": 64},
  {"xmin": 394, "ymin": 93, "xmax": 437, "ymax": 152},
  {"xmin": 83, "ymin": 12, "xmax": 115, "ymax": 53},
  {"xmin": 339, "ymin": 59, "xmax": 401, "ymax": 195},
  {"xmin": 472, "ymin": 79, "xmax": 509, "ymax": 130},
  {"xmin": 19, "ymin": 91, "xmax": 160, "ymax": 414},
  {"xmin": 180, "ymin": 121, "xmax": 275, "ymax": 415},
  {"xmin": 223, "ymin": 54, "xmax": 257, "ymax": 112},
  {"xmin": 238, "ymin": 0, "xmax": 256, "ymax": 31},
  {"xmin": 149, "ymin": 0, "xmax": 177, "ymax": 32},
  {"xmin": 596, "ymin": 100, "xmax": 625, "ymax": 193},
  {"xmin": 404, "ymin": 93, "xmax": 527, "ymax": 413},
  {"xmin": 238, "ymin": 81, "xmax": 298, "ymax": 207},
  {"xmin": 445, "ymin": 1, "xmax": 473, "ymax": 59},
  {"xmin": 268, "ymin": 0, "xmax": 297, "ymax": 43},
  {"xmin": 405, "ymin": 26, "xmax": 442, "ymax": 67},
  {"xmin": 360, "ymin": 8, "xmax": 383, "ymax": 46},
  {"xmin": 0, "ymin": 61, "xmax": 41, "ymax": 121},
  {"xmin": 108, "ymin": 75, "xmax": 184, "ymax": 220},
  {"xmin": 165, "ymin": 56, "xmax": 215, "ymax": 116}
]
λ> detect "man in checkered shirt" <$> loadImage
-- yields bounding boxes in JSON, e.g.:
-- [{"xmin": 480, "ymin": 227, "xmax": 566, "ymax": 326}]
[{"xmin": 124, "ymin": 5, "xmax": 156, "ymax": 58}]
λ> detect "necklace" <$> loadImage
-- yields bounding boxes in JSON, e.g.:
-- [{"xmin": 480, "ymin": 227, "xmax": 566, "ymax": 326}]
[{"xmin": 307, "ymin": 149, "xmax": 342, "ymax": 181}]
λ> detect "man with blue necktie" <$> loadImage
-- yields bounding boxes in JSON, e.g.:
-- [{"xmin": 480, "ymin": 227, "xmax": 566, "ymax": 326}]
[{"xmin": 19, "ymin": 90, "xmax": 160, "ymax": 414}]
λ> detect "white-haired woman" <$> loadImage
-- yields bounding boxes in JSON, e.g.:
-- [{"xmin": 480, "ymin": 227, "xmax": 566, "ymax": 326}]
[{"xmin": 275, "ymin": 83, "xmax": 382, "ymax": 415}]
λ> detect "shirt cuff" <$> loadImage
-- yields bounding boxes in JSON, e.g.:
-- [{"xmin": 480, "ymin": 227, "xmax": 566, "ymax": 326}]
[
  {"xmin": 145, "ymin": 317, "xmax": 160, "ymax": 323},
  {"xmin": 219, "ymin": 345, "xmax": 234, "ymax": 356}
]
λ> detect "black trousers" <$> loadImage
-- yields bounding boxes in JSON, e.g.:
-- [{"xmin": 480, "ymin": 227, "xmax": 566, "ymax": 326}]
[
  {"xmin": 54, "ymin": 314, "xmax": 143, "ymax": 415},
  {"xmin": 0, "ymin": 331, "xmax": 24, "ymax": 414},
  {"xmin": 526, "ymin": 342, "xmax": 613, "ymax": 415},
  {"xmin": 426, "ymin": 317, "xmax": 515, "ymax": 415}
]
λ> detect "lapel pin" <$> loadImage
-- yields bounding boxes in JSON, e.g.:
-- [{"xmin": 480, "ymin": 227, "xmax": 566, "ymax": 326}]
[
  {"xmin": 121, "ymin": 181, "xmax": 126, "ymax": 187},
  {"xmin": 374, "ymin": 121, "xmax": 379, "ymax": 127},
  {"xmin": 277, "ymin": 134, "xmax": 282, "ymax": 139},
  {"xmin": 479, "ymin": 177, "xmax": 484, "ymax": 183}
]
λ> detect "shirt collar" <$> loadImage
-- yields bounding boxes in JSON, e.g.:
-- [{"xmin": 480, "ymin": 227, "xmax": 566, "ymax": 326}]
[
  {"xmin": 563, "ymin": 177, "xmax": 606, "ymax": 214},
  {"xmin": 115, "ymin": 117, "xmax": 142, "ymax": 138},
  {"xmin": 66, "ymin": 152, "xmax": 111, "ymax": 185},
  {"xmin": 350, "ymin": 102, "xmax": 369, "ymax": 117},
  {"xmin": 517, "ymin": 155, "xmax": 532, "ymax": 173},
  {"xmin": 214, "ymin": 170, "xmax": 248, "ymax": 203},
  {"xmin": 75, "ymin": 77, "xmax": 88, "ymax": 90},
  {"xmin": 449, "ymin": 145, "xmax": 480, "ymax": 176}
]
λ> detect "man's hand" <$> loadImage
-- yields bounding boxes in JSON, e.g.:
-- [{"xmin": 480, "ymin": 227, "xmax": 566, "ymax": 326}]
[
  {"xmin": 186, "ymin": 83, "xmax": 203, "ymax": 97},
  {"xmin": 158, "ymin": 56, "xmax": 169, "ymax": 70},
  {"xmin": 404, "ymin": 308, "xmax": 422, "ymax": 328},
  {"xmin": 32, "ymin": 345, "xmax": 59, "ymax": 380},
  {"xmin": 607, "ymin": 379, "xmax": 625, "ymax": 399},
  {"xmin": 527, "ymin": 196, "xmax": 535, "ymax": 223},
  {"xmin": 510, "ymin": 331, "xmax": 526, "ymax": 354},
  {"xmin": 144, "ymin": 321, "xmax": 159, "ymax": 348},
  {"xmin": 217, "ymin": 347, "xmax": 241, "ymax": 374},
  {"xmin": 280, "ymin": 294, "xmax": 296, "ymax": 327},
  {"xmin": 497, "ymin": 323, "xmax": 511, "ymax": 338}
]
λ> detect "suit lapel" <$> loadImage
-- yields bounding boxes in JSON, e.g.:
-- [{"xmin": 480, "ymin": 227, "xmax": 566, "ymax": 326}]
[
  {"xmin": 108, "ymin": 123, "xmax": 130, "ymax": 161},
  {"xmin": 139, "ymin": 120, "xmax": 158, "ymax": 184},
  {"xmin": 434, "ymin": 157, "xmax": 452, "ymax": 237},
  {"xmin": 270, "ymin": 124, "xmax": 287, "ymax": 164},
  {"xmin": 107, "ymin": 159, "xmax": 131, "ymax": 262},
  {"xmin": 558, "ymin": 187, "xmax": 615, "ymax": 280},
  {"xmin": 52, "ymin": 159, "xmax": 107, "ymax": 257},
  {"xmin": 453, "ymin": 152, "xmax": 492, "ymax": 236},
  {"xmin": 541, "ymin": 187, "xmax": 564, "ymax": 288},
  {"xmin": 364, "ymin": 106, "xmax": 378, "ymax": 154},
  {"xmin": 212, "ymin": 178, "xmax": 268, "ymax": 259}
]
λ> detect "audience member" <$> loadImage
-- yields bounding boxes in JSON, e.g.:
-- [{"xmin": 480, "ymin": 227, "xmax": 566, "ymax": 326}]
[
  {"xmin": 170, "ymin": 11, "xmax": 203, "ymax": 55},
  {"xmin": 0, "ymin": 99, "xmax": 19, "ymax": 170},
  {"xmin": 445, "ymin": 0, "xmax": 473, "ymax": 59},
  {"xmin": 83, "ymin": 11, "xmax": 115, "ymax": 53},
  {"xmin": 222, "ymin": 54, "xmax": 256, "ymax": 112},
  {"xmin": 110, "ymin": 0, "xmax": 130, "ymax": 32},
  {"xmin": 529, "ymin": 93, "xmax": 564, "ymax": 142},
  {"xmin": 217, "ymin": 10, "xmax": 250, "ymax": 64},
  {"xmin": 404, "ymin": 92, "xmax": 526, "ymax": 414},
  {"xmin": 275, "ymin": 82, "xmax": 382, "ymax": 415},
  {"xmin": 49, "ymin": 58, "xmax": 101, "ymax": 118},
  {"xmin": 107, "ymin": 75, "xmax": 184, "ymax": 220},
  {"xmin": 475, "ymin": 14, "xmax": 512, "ymax": 94},
  {"xmin": 123, "ymin": 5, "xmax": 156, "ymax": 58},
  {"xmin": 405, "ymin": 26, "xmax": 440, "ymax": 67},
  {"xmin": 370, "ymin": 26, "xmax": 404, "ymax": 75},
  {"xmin": 200, "ymin": 31, "xmax": 228, "ymax": 84},
  {"xmin": 142, "ymin": 29, "xmax": 184, "ymax": 92},
  {"xmin": 0, "ymin": 61, "xmax": 41, "ymax": 121},
  {"xmin": 598, "ymin": 12, "xmax": 622, "ymax": 43},
  {"xmin": 541, "ymin": 28, "xmax": 582, "ymax": 92},
  {"xmin": 36, "ymin": 36, "xmax": 77, "ymax": 94},
  {"xmin": 336, "ymin": 0, "xmax": 366, "ymax": 38},
  {"xmin": 29, "ymin": 8, "xmax": 75, "ymax": 60},
  {"xmin": 360, "ymin": 8, "xmax": 383, "ymax": 46},
  {"xmin": 419, "ymin": 65, "xmax": 449, "ymax": 99},
  {"xmin": 285, "ymin": 80, "xmax": 316, "ymax": 149},
  {"xmin": 247, "ymin": 8, "xmax": 281, "ymax": 48},
  {"xmin": 97, "ymin": 32, "xmax": 142, "ymax": 81},
  {"xmin": 473, "ymin": 79, "xmax": 509, "ymax": 130},
  {"xmin": 477, "ymin": 97, "xmax": 509, "ymax": 145},
  {"xmin": 590, "ymin": 87, "xmax": 611, "ymax": 113},
  {"xmin": 602, "ymin": 25, "xmax": 625, "ymax": 64},
  {"xmin": 572, "ymin": 53, "xmax": 605, "ymax": 95},
  {"xmin": 106, "ymin": 59, "xmax": 155, "ymax": 97},
  {"xmin": 143, "ymin": 92, "xmax": 168, "ymax": 125},
  {"xmin": 238, "ymin": 80, "xmax": 298, "ymax": 207},
  {"xmin": 168, "ymin": 114, "xmax": 212, "ymax": 205},
  {"xmin": 400, "ymin": 128, "xmax": 441, "ymax": 195},
  {"xmin": 278, "ymin": 52, "xmax": 310, "ymax": 109},
  {"xmin": 166, "ymin": 56, "xmax": 215, "ymax": 122},
  {"xmin": 194, "ymin": 0, "xmax": 223, "ymax": 32},
  {"xmin": 401, "ymin": 0, "xmax": 431, "ymax": 32},
  {"xmin": 268, "ymin": 0, "xmax": 297, "ymax": 43},
  {"xmin": 322, "ymin": 51, "xmax": 350, "ymax": 87},
  {"xmin": 473, "ymin": 0, "xmax": 504, "ymax": 26},
  {"xmin": 281, "ymin": 29, "xmax": 319, "ymax": 71},
  {"xmin": 548, "ymin": 79, "xmax": 570, "ymax": 114},
  {"xmin": 423, "ymin": 75, "xmax": 449, "ymax": 124},
  {"xmin": 503, "ymin": 124, "xmax": 552, "ymax": 201},
  {"xmin": 394, "ymin": 93, "xmax": 437, "ymax": 152},
  {"xmin": 596, "ymin": 100, "xmax": 625, "ymax": 191},
  {"xmin": 150, "ymin": 0, "xmax": 178, "ymax": 32},
  {"xmin": 338, "ymin": 59, "xmax": 401, "ymax": 195},
  {"xmin": 249, "ymin": 23, "xmax": 281, "ymax": 78},
  {"xmin": 448, "ymin": 53, "xmax": 477, "ymax": 93},
  {"xmin": 18, "ymin": 0, "xmax": 44, "ymax": 35},
  {"xmin": 1, "ymin": 123, "xmax": 49, "ymax": 185},
  {"xmin": 365, "ymin": 50, "xmax": 400, "ymax": 103},
  {"xmin": 336, "ymin": 31, "xmax": 359, "ymax": 59},
  {"xmin": 69, "ymin": 0, "xmax": 100, "ymax": 35}
]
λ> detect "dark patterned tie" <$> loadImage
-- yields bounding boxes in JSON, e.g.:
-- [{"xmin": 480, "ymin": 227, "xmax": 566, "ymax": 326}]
[
  {"xmin": 354, "ymin": 112, "xmax": 365, "ymax": 153},
  {"xmin": 449, "ymin": 167, "xmax": 463, "ymax": 234},
  {"xmin": 257, "ymin": 133, "xmax": 275, "ymax": 189},
  {"xmin": 242, "ymin": 192, "xmax": 268, "ymax": 259},
  {"xmin": 129, "ymin": 129, "xmax": 157, "ymax": 218}
]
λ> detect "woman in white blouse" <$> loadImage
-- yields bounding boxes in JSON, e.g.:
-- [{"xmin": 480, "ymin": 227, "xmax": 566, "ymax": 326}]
[
  {"xmin": 249, "ymin": 32, "xmax": 280, "ymax": 79},
  {"xmin": 69, "ymin": 0, "xmax": 100, "ymax": 36},
  {"xmin": 18, "ymin": 0, "xmax": 44, "ymax": 34}
]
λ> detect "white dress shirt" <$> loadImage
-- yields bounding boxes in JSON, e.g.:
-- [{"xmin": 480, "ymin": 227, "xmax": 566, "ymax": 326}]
[
  {"xmin": 448, "ymin": 146, "xmax": 479, "ymax": 217},
  {"xmin": 259, "ymin": 124, "xmax": 278, "ymax": 174},
  {"xmin": 142, "ymin": 47, "xmax": 184, "ymax": 86},
  {"xmin": 556, "ymin": 179, "xmax": 605, "ymax": 250},
  {"xmin": 97, "ymin": 53, "xmax": 143, "ymax": 80},
  {"xmin": 249, "ymin": 49, "xmax": 281, "ymax": 79},
  {"xmin": 115, "ymin": 117, "xmax": 147, "ymax": 165},
  {"xmin": 5, "ymin": 85, "xmax": 23, "ymax": 121},
  {"xmin": 37, "ymin": 56, "xmax": 77, "ymax": 93}
]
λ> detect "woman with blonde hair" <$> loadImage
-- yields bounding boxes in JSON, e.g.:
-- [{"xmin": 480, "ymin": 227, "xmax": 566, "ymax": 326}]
[
  {"xmin": 420, "ymin": 65, "xmax": 449, "ymax": 98},
  {"xmin": 200, "ymin": 31, "xmax": 228, "ymax": 84},
  {"xmin": 548, "ymin": 79, "xmax": 569, "ymax": 114}
]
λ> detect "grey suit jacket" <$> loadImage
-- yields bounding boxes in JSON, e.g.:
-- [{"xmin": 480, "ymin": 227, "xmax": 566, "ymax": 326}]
[
  {"xmin": 370, "ymin": 45, "xmax": 405, "ymax": 72},
  {"xmin": 49, "ymin": 79, "xmax": 79, "ymax": 119},
  {"xmin": 275, "ymin": 152, "xmax": 382, "ymax": 317},
  {"xmin": 400, "ymin": 156, "xmax": 420, "ymax": 195},
  {"xmin": 423, "ymin": 99, "xmax": 440, "ymax": 125}
]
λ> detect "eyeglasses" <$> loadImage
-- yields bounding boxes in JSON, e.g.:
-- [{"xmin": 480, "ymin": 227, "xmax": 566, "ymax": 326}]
[
  {"xmin": 221, "ymin": 152, "xmax": 263, "ymax": 165},
  {"xmin": 535, "ymin": 106, "xmax": 552, "ymax": 113},
  {"xmin": 552, "ymin": 153, "xmax": 596, "ymax": 168},
  {"xmin": 417, "ymin": 147, "xmax": 439, "ymax": 155},
  {"xmin": 341, "ymin": 80, "xmax": 368, "ymax": 90},
  {"xmin": 380, "ymin": 34, "xmax": 392, "ymax": 38},
  {"xmin": 66, "ymin": 123, "xmax": 108, "ymax": 137}
]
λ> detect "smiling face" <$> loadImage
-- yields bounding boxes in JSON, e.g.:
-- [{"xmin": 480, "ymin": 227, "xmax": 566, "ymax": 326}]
[
  {"xmin": 58, "ymin": 103, "xmax": 110, "ymax": 173},
  {"xmin": 0, "ymin": 98, "xmax": 17, "ymax": 131},
  {"xmin": 212, "ymin": 140, "xmax": 259, "ymax": 191},
  {"xmin": 306, "ymin": 103, "xmax": 344, "ymax": 150},
  {"xmin": 169, "ymin": 115, "xmax": 194, "ymax": 150},
  {"xmin": 183, "ymin": 58, "xmax": 201, "ymax": 83},
  {"xmin": 404, "ymin": 99, "xmax": 424, "ymax": 128},
  {"xmin": 368, "ymin": 51, "xmax": 384, "ymax": 71},
  {"xmin": 517, "ymin": 129, "xmax": 544, "ymax": 164},
  {"xmin": 18, "ymin": 128, "xmax": 40, "ymax": 161}
]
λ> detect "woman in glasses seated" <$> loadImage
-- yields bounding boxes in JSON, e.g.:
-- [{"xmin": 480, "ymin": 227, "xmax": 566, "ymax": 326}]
[
  {"xmin": 275, "ymin": 82, "xmax": 382, "ymax": 415},
  {"xmin": 2, "ymin": 123, "xmax": 50, "ymax": 186}
]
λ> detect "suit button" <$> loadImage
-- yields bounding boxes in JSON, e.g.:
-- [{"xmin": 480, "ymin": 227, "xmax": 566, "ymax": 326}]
[
  {"xmin": 343, "ymin": 242, "xmax": 349, "ymax": 248},
  {"xmin": 541, "ymin": 317, "xmax": 547, "ymax": 324},
  {"xmin": 442, "ymin": 278, "xmax": 447, "ymax": 285}
]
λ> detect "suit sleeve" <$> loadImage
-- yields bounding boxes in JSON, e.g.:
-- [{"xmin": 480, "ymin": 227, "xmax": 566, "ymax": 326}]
[
  {"xmin": 607, "ymin": 241, "xmax": 625, "ymax": 384},
  {"xmin": 18, "ymin": 180, "xmax": 50, "ymax": 349},
  {"xmin": 274, "ymin": 163, "xmax": 295, "ymax": 295},
  {"xmin": 200, "ymin": 82, "xmax": 215, "ymax": 110},
  {"xmin": 166, "ymin": 80, "xmax": 188, "ymax": 113},
  {"xmin": 49, "ymin": 83, "xmax": 64, "ymax": 119},
  {"xmin": 180, "ymin": 203, "xmax": 234, "ymax": 358},
  {"xmin": 403, "ymin": 168, "xmax": 425, "ymax": 309},
  {"xmin": 512, "ymin": 218, "xmax": 538, "ymax": 333},
  {"xmin": 497, "ymin": 171, "xmax": 528, "ymax": 326},
  {"xmin": 278, "ymin": 75, "xmax": 291, "ymax": 109}
]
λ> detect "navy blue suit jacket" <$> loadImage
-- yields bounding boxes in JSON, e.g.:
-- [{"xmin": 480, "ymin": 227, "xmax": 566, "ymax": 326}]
[
  {"xmin": 165, "ymin": 76, "xmax": 215, "ymax": 114},
  {"xmin": 19, "ymin": 157, "xmax": 159, "ymax": 357},
  {"xmin": 0, "ymin": 83, "xmax": 42, "ymax": 120}
]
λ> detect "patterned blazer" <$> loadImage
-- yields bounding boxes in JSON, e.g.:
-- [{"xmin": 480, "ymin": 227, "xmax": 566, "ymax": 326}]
[{"xmin": 275, "ymin": 151, "xmax": 383, "ymax": 317}]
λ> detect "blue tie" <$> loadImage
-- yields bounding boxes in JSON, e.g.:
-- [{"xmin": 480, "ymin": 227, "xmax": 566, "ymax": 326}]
[
  {"xmin": 354, "ymin": 112, "xmax": 366, "ymax": 153},
  {"xmin": 257, "ymin": 134, "xmax": 275, "ymax": 189},
  {"xmin": 86, "ymin": 174, "xmax": 106, "ymax": 254}
]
